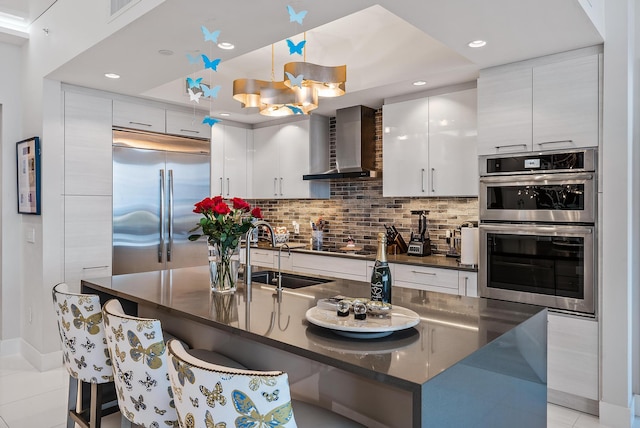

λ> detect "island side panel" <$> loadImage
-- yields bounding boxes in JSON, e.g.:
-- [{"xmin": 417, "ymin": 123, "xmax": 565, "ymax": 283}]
[{"xmin": 420, "ymin": 309, "xmax": 547, "ymax": 427}]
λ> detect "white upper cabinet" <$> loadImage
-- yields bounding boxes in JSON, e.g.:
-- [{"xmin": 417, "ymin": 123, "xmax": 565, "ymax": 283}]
[
  {"xmin": 64, "ymin": 91, "xmax": 113, "ymax": 196},
  {"xmin": 252, "ymin": 115, "xmax": 330, "ymax": 199},
  {"xmin": 383, "ymin": 97, "xmax": 430, "ymax": 197},
  {"xmin": 211, "ymin": 124, "xmax": 250, "ymax": 198},
  {"xmin": 477, "ymin": 47, "xmax": 601, "ymax": 155},
  {"xmin": 532, "ymin": 54, "xmax": 599, "ymax": 150},
  {"xmin": 383, "ymin": 88, "xmax": 478, "ymax": 197},
  {"xmin": 428, "ymin": 89, "xmax": 478, "ymax": 197},
  {"xmin": 477, "ymin": 63, "xmax": 533, "ymax": 154},
  {"xmin": 166, "ymin": 110, "xmax": 212, "ymax": 139},
  {"xmin": 113, "ymin": 100, "xmax": 165, "ymax": 132}
]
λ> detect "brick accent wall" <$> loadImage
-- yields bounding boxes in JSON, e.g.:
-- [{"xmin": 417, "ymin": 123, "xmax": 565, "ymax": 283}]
[{"xmin": 251, "ymin": 109, "xmax": 478, "ymax": 253}]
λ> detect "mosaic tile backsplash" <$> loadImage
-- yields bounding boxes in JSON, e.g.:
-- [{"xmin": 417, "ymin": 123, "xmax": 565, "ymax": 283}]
[{"xmin": 251, "ymin": 109, "xmax": 479, "ymax": 254}]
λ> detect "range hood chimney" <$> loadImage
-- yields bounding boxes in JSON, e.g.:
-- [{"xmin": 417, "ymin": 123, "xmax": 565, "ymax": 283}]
[{"xmin": 303, "ymin": 105, "xmax": 380, "ymax": 180}]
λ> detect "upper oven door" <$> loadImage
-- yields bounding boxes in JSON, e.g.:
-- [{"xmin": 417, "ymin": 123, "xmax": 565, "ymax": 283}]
[{"xmin": 479, "ymin": 172, "xmax": 596, "ymax": 223}]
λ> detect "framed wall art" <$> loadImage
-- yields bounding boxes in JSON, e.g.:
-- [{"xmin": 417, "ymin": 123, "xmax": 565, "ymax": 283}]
[{"xmin": 16, "ymin": 136, "xmax": 41, "ymax": 215}]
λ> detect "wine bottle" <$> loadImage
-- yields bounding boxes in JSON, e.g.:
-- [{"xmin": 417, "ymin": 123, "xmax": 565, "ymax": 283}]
[{"xmin": 371, "ymin": 232, "xmax": 392, "ymax": 304}]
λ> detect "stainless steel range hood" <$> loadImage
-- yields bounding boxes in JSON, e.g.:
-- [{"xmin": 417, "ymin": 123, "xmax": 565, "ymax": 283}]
[{"xmin": 303, "ymin": 105, "xmax": 380, "ymax": 180}]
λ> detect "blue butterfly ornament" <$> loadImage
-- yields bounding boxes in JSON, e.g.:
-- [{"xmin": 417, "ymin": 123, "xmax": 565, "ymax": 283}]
[
  {"xmin": 186, "ymin": 77, "xmax": 203, "ymax": 89},
  {"xmin": 201, "ymin": 26, "xmax": 220, "ymax": 43},
  {"xmin": 286, "ymin": 5, "xmax": 307, "ymax": 24},
  {"xmin": 286, "ymin": 39, "xmax": 306, "ymax": 55},
  {"xmin": 201, "ymin": 54, "xmax": 221, "ymax": 71},
  {"xmin": 203, "ymin": 116, "xmax": 221, "ymax": 127},
  {"xmin": 285, "ymin": 72, "xmax": 304, "ymax": 88},
  {"xmin": 186, "ymin": 54, "xmax": 200, "ymax": 65},
  {"xmin": 285, "ymin": 105, "xmax": 303, "ymax": 115},
  {"xmin": 201, "ymin": 84, "xmax": 221, "ymax": 99}
]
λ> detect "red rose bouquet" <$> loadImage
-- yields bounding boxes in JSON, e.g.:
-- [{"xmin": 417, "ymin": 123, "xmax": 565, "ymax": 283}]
[
  {"xmin": 189, "ymin": 196, "xmax": 262, "ymax": 248},
  {"xmin": 189, "ymin": 196, "xmax": 263, "ymax": 292}
]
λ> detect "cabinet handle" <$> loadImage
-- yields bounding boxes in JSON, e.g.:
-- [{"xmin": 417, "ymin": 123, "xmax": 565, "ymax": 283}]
[
  {"xmin": 168, "ymin": 169, "xmax": 174, "ymax": 262},
  {"xmin": 226, "ymin": 178, "xmax": 230, "ymax": 196},
  {"xmin": 495, "ymin": 143, "xmax": 527, "ymax": 151},
  {"xmin": 274, "ymin": 178, "xmax": 278, "ymax": 196},
  {"xmin": 179, "ymin": 128, "xmax": 200, "ymax": 134},
  {"xmin": 82, "ymin": 266, "xmax": 109, "ymax": 270},
  {"xmin": 129, "ymin": 121, "xmax": 152, "ymax": 127},
  {"xmin": 159, "ymin": 169, "xmax": 165, "ymax": 263},
  {"xmin": 464, "ymin": 276, "xmax": 469, "ymax": 295},
  {"xmin": 219, "ymin": 178, "xmax": 223, "ymax": 195},
  {"xmin": 537, "ymin": 139, "xmax": 573, "ymax": 146},
  {"xmin": 411, "ymin": 270, "xmax": 436, "ymax": 275},
  {"xmin": 421, "ymin": 168, "xmax": 425, "ymax": 193},
  {"xmin": 431, "ymin": 168, "xmax": 435, "ymax": 193},
  {"xmin": 431, "ymin": 328, "xmax": 436, "ymax": 354},
  {"xmin": 279, "ymin": 177, "xmax": 283, "ymax": 196}
]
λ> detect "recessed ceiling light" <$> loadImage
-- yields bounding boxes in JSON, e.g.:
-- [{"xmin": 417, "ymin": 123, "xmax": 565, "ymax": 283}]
[
  {"xmin": 413, "ymin": 81, "xmax": 427, "ymax": 86},
  {"xmin": 219, "ymin": 113, "xmax": 231, "ymax": 117},
  {"xmin": 158, "ymin": 49, "xmax": 174, "ymax": 56},
  {"xmin": 104, "ymin": 73, "xmax": 121, "ymax": 79},
  {"xmin": 218, "ymin": 42, "xmax": 235, "ymax": 50},
  {"xmin": 468, "ymin": 40, "xmax": 487, "ymax": 48}
]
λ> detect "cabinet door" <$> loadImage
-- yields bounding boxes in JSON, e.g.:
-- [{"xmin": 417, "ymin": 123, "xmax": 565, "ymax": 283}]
[
  {"xmin": 223, "ymin": 126, "xmax": 249, "ymax": 198},
  {"xmin": 458, "ymin": 272, "xmax": 477, "ymax": 297},
  {"xmin": 382, "ymin": 98, "xmax": 430, "ymax": 197},
  {"xmin": 428, "ymin": 89, "xmax": 478, "ymax": 197},
  {"xmin": 165, "ymin": 109, "xmax": 211, "ymax": 139},
  {"xmin": 64, "ymin": 92, "xmax": 113, "ymax": 195},
  {"xmin": 392, "ymin": 263, "xmax": 459, "ymax": 295},
  {"xmin": 278, "ymin": 121, "xmax": 310, "ymax": 198},
  {"xmin": 113, "ymin": 100, "xmax": 165, "ymax": 132},
  {"xmin": 65, "ymin": 195, "xmax": 112, "ymax": 287},
  {"xmin": 547, "ymin": 314, "xmax": 598, "ymax": 400},
  {"xmin": 211, "ymin": 124, "xmax": 225, "ymax": 196},
  {"xmin": 533, "ymin": 54, "xmax": 599, "ymax": 150},
  {"xmin": 252, "ymin": 126, "xmax": 281, "ymax": 198},
  {"xmin": 477, "ymin": 64, "xmax": 533, "ymax": 155}
]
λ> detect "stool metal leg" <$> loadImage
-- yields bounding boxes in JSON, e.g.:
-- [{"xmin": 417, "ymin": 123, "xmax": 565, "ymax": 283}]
[{"xmin": 67, "ymin": 375, "xmax": 78, "ymax": 428}]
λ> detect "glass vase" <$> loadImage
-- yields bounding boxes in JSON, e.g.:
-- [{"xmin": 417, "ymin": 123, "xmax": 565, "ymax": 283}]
[{"xmin": 208, "ymin": 242, "xmax": 240, "ymax": 294}]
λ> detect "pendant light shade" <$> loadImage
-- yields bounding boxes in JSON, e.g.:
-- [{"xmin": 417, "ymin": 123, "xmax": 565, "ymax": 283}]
[
  {"xmin": 232, "ymin": 78, "xmax": 269, "ymax": 108},
  {"xmin": 259, "ymin": 82, "xmax": 318, "ymax": 116},
  {"xmin": 283, "ymin": 62, "xmax": 346, "ymax": 97}
]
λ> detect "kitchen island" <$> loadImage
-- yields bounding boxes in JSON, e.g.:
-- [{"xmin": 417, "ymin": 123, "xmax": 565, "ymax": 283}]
[{"xmin": 83, "ymin": 266, "xmax": 546, "ymax": 427}]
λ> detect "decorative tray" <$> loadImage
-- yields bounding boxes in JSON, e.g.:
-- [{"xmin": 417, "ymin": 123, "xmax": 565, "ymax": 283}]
[{"xmin": 305, "ymin": 304, "xmax": 420, "ymax": 339}]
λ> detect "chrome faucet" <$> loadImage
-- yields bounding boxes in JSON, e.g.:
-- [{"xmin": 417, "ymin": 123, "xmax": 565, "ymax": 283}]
[
  {"xmin": 277, "ymin": 243, "xmax": 291, "ymax": 291},
  {"xmin": 244, "ymin": 220, "xmax": 276, "ymax": 302}
]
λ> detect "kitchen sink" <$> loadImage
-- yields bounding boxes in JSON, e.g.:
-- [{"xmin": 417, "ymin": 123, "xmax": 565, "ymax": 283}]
[{"xmin": 251, "ymin": 270, "xmax": 332, "ymax": 289}]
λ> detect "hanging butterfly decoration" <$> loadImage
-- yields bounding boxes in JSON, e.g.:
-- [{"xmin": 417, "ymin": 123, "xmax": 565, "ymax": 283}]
[
  {"xmin": 200, "ymin": 84, "xmax": 221, "ymax": 99},
  {"xmin": 285, "ymin": 72, "xmax": 304, "ymax": 89},
  {"xmin": 286, "ymin": 5, "xmax": 307, "ymax": 24},
  {"xmin": 202, "ymin": 116, "xmax": 221, "ymax": 127},
  {"xmin": 188, "ymin": 88, "xmax": 203, "ymax": 103},
  {"xmin": 186, "ymin": 77, "xmax": 203, "ymax": 90},
  {"xmin": 201, "ymin": 54, "xmax": 221, "ymax": 71},
  {"xmin": 201, "ymin": 26, "xmax": 220, "ymax": 43},
  {"xmin": 286, "ymin": 39, "xmax": 306, "ymax": 55}
]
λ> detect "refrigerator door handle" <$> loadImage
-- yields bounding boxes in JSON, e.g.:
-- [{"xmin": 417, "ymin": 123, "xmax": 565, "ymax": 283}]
[
  {"xmin": 159, "ymin": 169, "xmax": 165, "ymax": 263},
  {"xmin": 168, "ymin": 169, "xmax": 174, "ymax": 262}
]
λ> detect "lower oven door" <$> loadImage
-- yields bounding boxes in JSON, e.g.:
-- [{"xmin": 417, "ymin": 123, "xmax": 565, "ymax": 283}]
[{"xmin": 479, "ymin": 223, "xmax": 595, "ymax": 315}]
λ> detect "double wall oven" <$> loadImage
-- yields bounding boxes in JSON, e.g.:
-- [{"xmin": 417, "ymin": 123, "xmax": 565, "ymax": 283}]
[{"xmin": 478, "ymin": 149, "xmax": 597, "ymax": 315}]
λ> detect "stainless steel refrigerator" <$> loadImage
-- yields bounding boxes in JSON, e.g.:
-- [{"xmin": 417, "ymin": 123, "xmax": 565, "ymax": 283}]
[{"xmin": 112, "ymin": 129, "xmax": 210, "ymax": 275}]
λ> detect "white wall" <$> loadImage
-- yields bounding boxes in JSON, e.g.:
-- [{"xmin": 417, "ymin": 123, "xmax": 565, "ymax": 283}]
[
  {"xmin": 599, "ymin": 0, "xmax": 638, "ymax": 426},
  {"xmin": 0, "ymin": 42, "xmax": 23, "ymax": 354}
]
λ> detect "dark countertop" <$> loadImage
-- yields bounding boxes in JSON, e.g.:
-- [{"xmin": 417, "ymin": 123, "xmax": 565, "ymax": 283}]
[
  {"xmin": 82, "ymin": 266, "xmax": 540, "ymax": 391},
  {"xmin": 254, "ymin": 242, "xmax": 478, "ymax": 272}
]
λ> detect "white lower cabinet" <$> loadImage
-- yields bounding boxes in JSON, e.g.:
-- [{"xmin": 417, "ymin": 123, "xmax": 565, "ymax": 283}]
[
  {"xmin": 292, "ymin": 253, "xmax": 368, "ymax": 281},
  {"xmin": 547, "ymin": 313, "xmax": 599, "ymax": 401},
  {"xmin": 392, "ymin": 263, "xmax": 460, "ymax": 295},
  {"xmin": 458, "ymin": 272, "xmax": 478, "ymax": 297},
  {"xmin": 64, "ymin": 195, "xmax": 112, "ymax": 287}
]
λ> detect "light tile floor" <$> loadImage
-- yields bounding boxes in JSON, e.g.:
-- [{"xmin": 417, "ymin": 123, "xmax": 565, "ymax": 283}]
[{"xmin": 0, "ymin": 353, "xmax": 612, "ymax": 428}]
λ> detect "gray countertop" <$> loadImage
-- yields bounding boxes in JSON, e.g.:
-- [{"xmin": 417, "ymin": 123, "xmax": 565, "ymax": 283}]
[{"xmin": 82, "ymin": 265, "xmax": 540, "ymax": 391}]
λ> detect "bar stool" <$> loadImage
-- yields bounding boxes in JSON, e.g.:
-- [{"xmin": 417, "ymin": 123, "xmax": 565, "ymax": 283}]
[
  {"xmin": 167, "ymin": 339, "xmax": 365, "ymax": 427},
  {"xmin": 52, "ymin": 283, "xmax": 119, "ymax": 428},
  {"xmin": 102, "ymin": 299, "xmax": 246, "ymax": 427}
]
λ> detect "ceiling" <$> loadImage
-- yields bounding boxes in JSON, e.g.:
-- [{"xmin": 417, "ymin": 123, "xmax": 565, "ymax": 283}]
[{"xmin": 0, "ymin": 0, "xmax": 603, "ymax": 124}]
